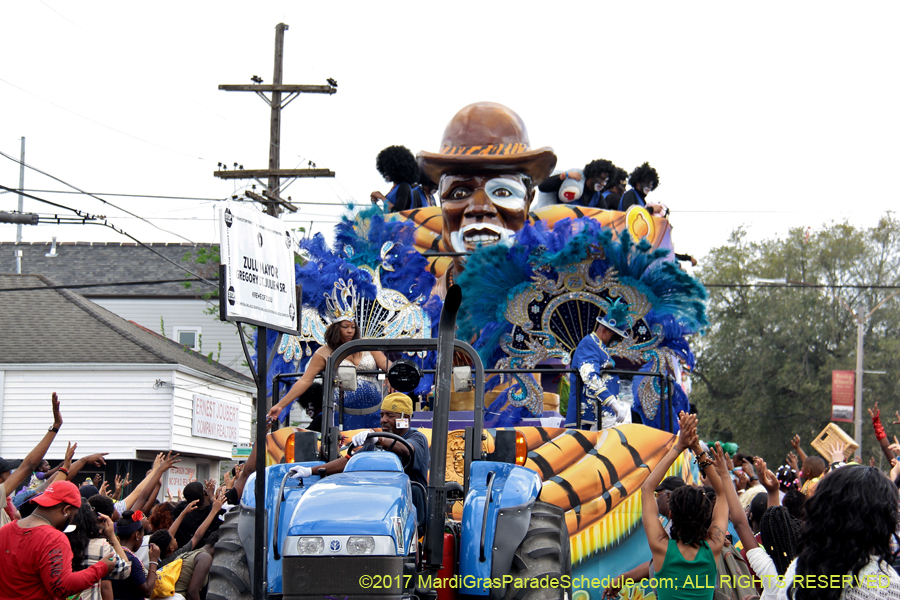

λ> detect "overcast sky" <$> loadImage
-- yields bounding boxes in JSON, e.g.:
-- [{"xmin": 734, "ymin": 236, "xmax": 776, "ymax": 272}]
[{"xmin": 2, "ymin": 1, "xmax": 898, "ymax": 271}]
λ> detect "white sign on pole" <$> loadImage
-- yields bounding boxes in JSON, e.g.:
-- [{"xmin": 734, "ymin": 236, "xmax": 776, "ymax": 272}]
[
  {"xmin": 192, "ymin": 393, "xmax": 241, "ymax": 443},
  {"xmin": 220, "ymin": 201, "xmax": 298, "ymax": 333}
]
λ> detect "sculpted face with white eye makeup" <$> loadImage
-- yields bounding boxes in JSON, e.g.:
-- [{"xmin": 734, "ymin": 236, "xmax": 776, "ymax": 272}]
[
  {"xmin": 417, "ymin": 102, "xmax": 557, "ymax": 286},
  {"xmin": 440, "ymin": 173, "xmax": 531, "ymax": 255}
]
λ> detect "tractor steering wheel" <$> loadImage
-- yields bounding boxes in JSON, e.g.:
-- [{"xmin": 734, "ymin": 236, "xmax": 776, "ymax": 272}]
[{"xmin": 345, "ymin": 432, "xmax": 414, "ymax": 470}]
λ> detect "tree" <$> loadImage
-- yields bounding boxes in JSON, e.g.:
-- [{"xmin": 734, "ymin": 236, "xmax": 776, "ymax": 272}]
[{"xmin": 692, "ymin": 215, "xmax": 900, "ymax": 467}]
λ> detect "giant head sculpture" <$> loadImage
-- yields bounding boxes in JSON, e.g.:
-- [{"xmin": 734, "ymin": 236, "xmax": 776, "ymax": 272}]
[{"xmin": 418, "ymin": 102, "xmax": 556, "ymax": 279}]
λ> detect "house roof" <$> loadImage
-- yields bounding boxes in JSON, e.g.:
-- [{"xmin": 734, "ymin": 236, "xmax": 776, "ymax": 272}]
[
  {"xmin": 0, "ymin": 242, "xmax": 218, "ymax": 298},
  {"xmin": 0, "ymin": 274, "xmax": 254, "ymax": 387}
]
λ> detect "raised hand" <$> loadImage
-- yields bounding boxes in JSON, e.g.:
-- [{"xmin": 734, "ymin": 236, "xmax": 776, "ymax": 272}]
[
  {"xmin": 160, "ymin": 451, "xmax": 181, "ymax": 471},
  {"xmin": 223, "ymin": 471, "xmax": 234, "ymax": 489},
  {"xmin": 674, "ymin": 412, "xmax": 698, "ymax": 452},
  {"xmin": 153, "ymin": 453, "xmax": 164, "ymax": 471},
  {"xmin": 99, "ymin": 480, "xmax": 111, "ymax": 497},
  {"xmin": 92, "ymin": 474, "xmax": 102, "ymax": 488},
  {"xmin": 786, "ymin": 451, "xmax": 799, "ymax": 471},
  {"xmin": 204, "ymin": 478, "xmax": 216, "ymax": 498},
  {"xmin": 827, "ymin": 439, "xmax": 847, "ymax": 463},
  {"xmin": 51, "ymin": 392, "xmax": 63, "ymax": 429},
  {"xmin": 212, "ymin": 487, "xmax": 227, "ymax": 510},
  {"xmin": 755, "ymin": 458, "xmax": 779, "ymax": 493},
  {"xmin": 82, "ymin": 453, "xmax": 108, "ymax": 467},
  {"xmin": 711, "ymin": 442, "xmax": 729, "ymax": 477},
  {"xmin": 64, "ymin": 442, "xmax": 77, "ymax": 464},
  {"xmin": 98, "ymin": 513, "xmax": 116, "ymax": 540},
  {"xmin": 148, "ymin": 543, "xmax": 161, "ymax": 563},
  {"xmin": 888, "ymin": 436, "xmax": 900, "ymax": 457},
  {"xmin": 869, "ymin": 456, "xmax": 876, "ymax": 467},
  {"xmin": 183, "ymin": 499, "xmax": 199, "ymax": 514},
  {"xmin": 868, "ymin": 402, "xmax": 880, "ymax": 420},
  {"xmin": 894, "ymin": 411, "xmax": 900, "ymax": 426}
]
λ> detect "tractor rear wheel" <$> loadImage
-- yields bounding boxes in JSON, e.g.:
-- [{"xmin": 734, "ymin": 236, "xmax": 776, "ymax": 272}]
[
  {"xmin": 207, "ymin": 507, "xmax": 253, "ymax": 600},
  {"xmin": 503, "ymin": 501, "xmax": 572, "ymax": 600}
]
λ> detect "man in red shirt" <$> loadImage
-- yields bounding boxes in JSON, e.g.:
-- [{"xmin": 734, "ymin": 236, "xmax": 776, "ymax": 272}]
[{"xmin": 0, "ymin": 480, "xmax": 115, "ymax": 600}]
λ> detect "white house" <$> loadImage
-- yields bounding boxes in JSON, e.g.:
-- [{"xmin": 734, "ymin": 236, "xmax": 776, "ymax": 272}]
[
  {"xmin": 0, "ymin": 273, "xmax": 256, "ymax": 497},
  {"xmin": 0, "ymin": 241, "xmax": 251, "ymax": 377}
]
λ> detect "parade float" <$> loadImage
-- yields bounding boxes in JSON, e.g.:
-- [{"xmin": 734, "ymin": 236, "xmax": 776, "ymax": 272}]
[{"xmin": 260, "ymin": 102, "xmax": 708, "ymax": 599}]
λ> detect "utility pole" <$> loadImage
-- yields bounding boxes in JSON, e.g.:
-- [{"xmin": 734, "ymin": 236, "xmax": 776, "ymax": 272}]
[
  {"xmin": 850, "ymin": 288, "xmax": 900, "ymax": 446},
  {"xmin": 215, "ymin": 23, "xmax": 336, "ymax": 217},
  {"xmin": 16, "ymin": 137, "xmax": 25, "ymax": 243}
]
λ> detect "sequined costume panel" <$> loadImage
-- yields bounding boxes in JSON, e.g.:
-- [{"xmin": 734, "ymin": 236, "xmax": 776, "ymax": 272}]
[
  {"xmin": 567, "ymin": 333, "xmax": 620, "ymax": 428},
  {"xmin": 338, "ymin": 351, "xmax": 383, "ymax": 430}
]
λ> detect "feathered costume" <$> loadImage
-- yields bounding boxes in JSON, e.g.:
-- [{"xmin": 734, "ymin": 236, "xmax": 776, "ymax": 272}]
[
  {"xmin": 455, "ymin": 217, "xmax": 707, "ymax": 430},
  {"xmin": 257, "ymin": 205, "xmax": 442, "ymax": 427}
]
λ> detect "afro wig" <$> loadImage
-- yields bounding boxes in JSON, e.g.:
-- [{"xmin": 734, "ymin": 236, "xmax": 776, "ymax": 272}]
[
  {"xmin": 376, "ymin": 145, "xmax": 420, "ymax": 184},
  {"xmin": 628, "ymin": 162, "xmax": 660, "ymax": 191},
  {"xmin": 583, "ymin": 159, "xmax": 617, "ymax": 182}
]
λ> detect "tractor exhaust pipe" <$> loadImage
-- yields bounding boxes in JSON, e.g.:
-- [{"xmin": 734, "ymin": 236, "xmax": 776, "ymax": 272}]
[{"xmin": 423, "ymin": 284, "xmax": 461, "ymax": 570}]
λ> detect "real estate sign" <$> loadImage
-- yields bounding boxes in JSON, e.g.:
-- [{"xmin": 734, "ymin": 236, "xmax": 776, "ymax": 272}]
[{"xmin": 192, "ymin": 393, "xmax": 241, "ymax": 443}]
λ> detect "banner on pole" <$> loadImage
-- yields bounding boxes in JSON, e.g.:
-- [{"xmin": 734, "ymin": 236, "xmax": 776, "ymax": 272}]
[
  {"xmin": 831, "ymin": 370, "xmax": 855, "ymax": 423},
  {"xmin": 220, "ymin": 201, "xmax": 298, "ymax": 334}
]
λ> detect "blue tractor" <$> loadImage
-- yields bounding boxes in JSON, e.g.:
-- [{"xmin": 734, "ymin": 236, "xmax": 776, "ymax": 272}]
[{"xmin": 207, "ymin": 286, "xmax": 571, "ymax": 600}]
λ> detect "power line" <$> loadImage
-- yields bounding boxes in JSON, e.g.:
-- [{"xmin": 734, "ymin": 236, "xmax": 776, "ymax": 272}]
[
  {"xmin": 0, "ymin": 277, "xmax": 209, "ymax": 293},
  {"xmin": 705, "ymin": 283, "xmax": 900, "ymax": 289},
  {"xmin": 8, "ymin": 188, "xmax": 349, "ymax": 206},
  {"xmin": 0, "ymin": 77, "xmax": 211, "ymax": 163},
  {"xmin": 0, "ymin": 185, "xmax": 216, "ymax": 288},
  {"xmin": 0, "ymin": 152, "xmax": 195, "ymax": 243}
]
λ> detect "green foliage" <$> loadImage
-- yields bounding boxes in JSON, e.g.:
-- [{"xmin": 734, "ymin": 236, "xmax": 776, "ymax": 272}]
[
  {"xmin": 160, "ymin": 316, "xmax": 165, "ymax": 337},
  {"xmin": 693, "ymin": 215, "xmax": 900, "ymax": 469}
]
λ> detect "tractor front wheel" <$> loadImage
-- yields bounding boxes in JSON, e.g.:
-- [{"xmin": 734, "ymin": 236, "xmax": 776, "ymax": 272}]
[
  {"xmin": 503, "ymin": 501, "xmax": 572, "ymax": 600},
  {"xmin": 207, "ymin": 507, "xmax": 253, "ymax": 600}
]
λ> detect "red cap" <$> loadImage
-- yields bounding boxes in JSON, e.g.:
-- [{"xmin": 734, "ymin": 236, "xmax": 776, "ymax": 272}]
[{"xmin": 32, "ymin": 481, "xmax": 82, "ymax": 508}]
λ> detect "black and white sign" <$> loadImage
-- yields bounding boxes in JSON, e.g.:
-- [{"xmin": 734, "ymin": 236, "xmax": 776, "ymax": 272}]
[{"xmin": 220, "ymin": 202, "xmax": 298, "ymax": 333}]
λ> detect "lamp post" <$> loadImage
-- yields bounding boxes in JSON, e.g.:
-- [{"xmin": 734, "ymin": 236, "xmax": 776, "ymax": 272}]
[
  {"xmin": 847, "ymin": 293, "xmax": 900, "ymax": 446},
  {"xmin": 753, "ymin": 278, "xmax": 900, "ymax": 447}
]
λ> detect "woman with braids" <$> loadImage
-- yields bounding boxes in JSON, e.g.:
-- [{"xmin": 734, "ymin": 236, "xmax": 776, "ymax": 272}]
[
  {"xmin": 710, "ymin": 442, "xmax": 798, "ymax": 599},
  {"xmin": 783, "ymin": 466, "xmax": 900, "ymax": 599},
  {"xmin": 64, "ymin": 502, "xmax": 132, "ymax": 600},
  {"xmin": 640, "ymin": 412, "xmax": 728, "ymax": 599}
]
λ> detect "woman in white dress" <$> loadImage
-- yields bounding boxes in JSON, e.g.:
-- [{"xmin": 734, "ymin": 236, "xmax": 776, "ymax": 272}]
[{"xmin": 268, "ymin": 320, "xmax": 389, "ymax": 429}]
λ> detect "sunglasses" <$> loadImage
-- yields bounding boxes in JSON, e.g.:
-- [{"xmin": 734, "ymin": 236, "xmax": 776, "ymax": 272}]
[{"xmin": 654, "ymin": 490, "xmax": 670, "ymax": 498}]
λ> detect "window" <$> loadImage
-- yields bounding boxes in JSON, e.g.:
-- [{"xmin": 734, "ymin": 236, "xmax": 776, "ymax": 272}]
[{"xmin": 173, "ymin": 327, "xmax": 201, "ymax": 351}]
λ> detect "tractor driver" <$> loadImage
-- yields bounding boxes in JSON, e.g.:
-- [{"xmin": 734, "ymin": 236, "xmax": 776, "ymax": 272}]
[{"xmin": 288, "ymin": 393, "xmax": 430, "ymax": 526}]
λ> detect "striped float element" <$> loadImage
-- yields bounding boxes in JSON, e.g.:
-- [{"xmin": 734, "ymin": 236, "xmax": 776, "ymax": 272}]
[{"xmin": 568, "ymin": 453, "xmax": 693, "ymax": 565}]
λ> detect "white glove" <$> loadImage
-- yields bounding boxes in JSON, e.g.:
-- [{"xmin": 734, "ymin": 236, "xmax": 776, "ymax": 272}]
[
  {"xmin": 613, "ymin": 399, "xmax": 632, "ymax": 424},
  {"xmin": 289, "ymin": 465, "xmax": 312, "ymax": 479},
  {"xmin": 351, "ymin": 430, "xmax": 374, "ymax": 447}
]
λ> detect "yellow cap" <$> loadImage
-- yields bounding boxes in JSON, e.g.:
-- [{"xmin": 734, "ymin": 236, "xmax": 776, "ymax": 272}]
[{"xmin": 381, "ymin": 392, "xmax": 413, "ymax": 415}]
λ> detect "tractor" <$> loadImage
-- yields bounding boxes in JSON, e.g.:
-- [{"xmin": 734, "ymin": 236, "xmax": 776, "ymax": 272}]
[{"xmin": 208, "ymin": 286, "xmax": 571, "ymax": 600}]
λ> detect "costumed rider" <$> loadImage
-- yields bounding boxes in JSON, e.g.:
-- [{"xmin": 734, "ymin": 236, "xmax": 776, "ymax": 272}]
[
  {"xmin": 570, "ymin": 299, "xmax": 635, "ymax": 430},
  {"xmin": 619, "ymin": 162, "xmax": 667, "ymax": 217},
  {"xmin": 288, "ymin": 392, "xmax": 430, "ymax": 527},
  {"xmin": 370, "ymin": 145, "xmax": 432, "ymax": 212}
]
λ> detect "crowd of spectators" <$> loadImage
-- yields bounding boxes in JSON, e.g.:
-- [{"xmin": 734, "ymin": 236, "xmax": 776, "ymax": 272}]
[
  {"xmin": 0, "ymin": 393, "xmax": 257, "ymax": 600},
  {"xmin": 6, "ymin": 391, "xmax": 900, "ymax": 600},
  {"xmin": 605, "ymin": 407, "xmax": 900, "ymax": 600}
]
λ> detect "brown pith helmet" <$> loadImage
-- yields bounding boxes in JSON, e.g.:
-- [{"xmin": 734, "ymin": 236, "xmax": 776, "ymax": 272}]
[{"xmin": 417, "ymin": 102, "xmax": 557, "ymax": 184}]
